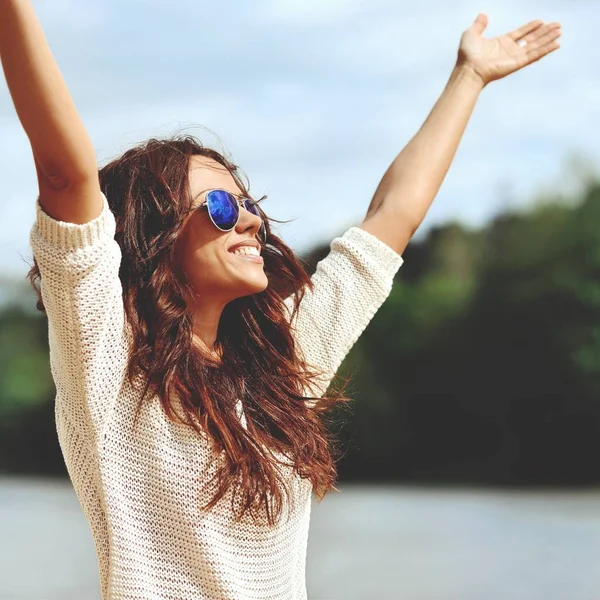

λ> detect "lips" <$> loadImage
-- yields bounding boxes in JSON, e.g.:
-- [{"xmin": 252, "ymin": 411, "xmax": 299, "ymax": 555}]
[{"xmin": 231, "ymin": 253, "xmax": 263, "ymax": 264}]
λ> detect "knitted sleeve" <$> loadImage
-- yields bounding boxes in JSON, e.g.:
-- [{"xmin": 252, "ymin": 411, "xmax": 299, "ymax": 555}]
[
  {"xmin": 285, "ymin": 226, "xmax": 404, "ymax": 399},
  {"xmin": 29, "ymin": 192, "xmax": 131, "ymax": 445}
]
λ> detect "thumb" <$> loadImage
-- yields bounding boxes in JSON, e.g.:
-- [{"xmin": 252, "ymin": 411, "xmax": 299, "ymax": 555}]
[{"xmin": 470, "ymin": 13, "xmax": 488, "ymax": 34}]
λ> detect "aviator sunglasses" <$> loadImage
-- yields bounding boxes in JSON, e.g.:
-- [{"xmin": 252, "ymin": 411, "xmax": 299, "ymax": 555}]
[{"xmin": 197, "ymin": 189, "xmax": 266, "ymax": 242}]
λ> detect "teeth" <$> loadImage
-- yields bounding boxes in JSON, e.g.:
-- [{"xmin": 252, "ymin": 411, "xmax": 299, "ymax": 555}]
[{"xmin": 232, "ymin": 246, "xmax": 260, "ymax": 256}]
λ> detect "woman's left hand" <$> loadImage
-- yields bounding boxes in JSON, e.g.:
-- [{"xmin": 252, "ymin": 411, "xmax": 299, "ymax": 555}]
[{"xmin": 457, "ymin": 14, "xmax": 562, "ymax": 87}]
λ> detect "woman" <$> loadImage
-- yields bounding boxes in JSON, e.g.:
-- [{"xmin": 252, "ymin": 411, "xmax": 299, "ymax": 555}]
[{"xmin": 0, "ymin": 3, "xmax": 561, "ymax": 599}]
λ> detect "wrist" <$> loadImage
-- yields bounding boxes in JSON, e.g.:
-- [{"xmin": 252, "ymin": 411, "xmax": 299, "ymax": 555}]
[{"xmin": 451, "ymin": 61, "xmax": 487, "ymax": 91}]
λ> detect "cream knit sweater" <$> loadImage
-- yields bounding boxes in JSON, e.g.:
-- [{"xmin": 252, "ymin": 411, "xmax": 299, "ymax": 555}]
[{"xmin": 30, "ymin": 192, "xmax": 403, "ymax": 600}]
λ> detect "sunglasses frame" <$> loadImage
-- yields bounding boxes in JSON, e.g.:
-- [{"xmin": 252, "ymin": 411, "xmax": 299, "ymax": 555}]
[{"xmin": 197, "ymin": 188, "xmax": 266, "ymax": 241}]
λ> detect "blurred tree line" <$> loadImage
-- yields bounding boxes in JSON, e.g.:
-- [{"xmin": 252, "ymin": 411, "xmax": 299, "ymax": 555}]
[{"xmin": 2, "ymin": 178, "xmax": 600, "ymax": 485}]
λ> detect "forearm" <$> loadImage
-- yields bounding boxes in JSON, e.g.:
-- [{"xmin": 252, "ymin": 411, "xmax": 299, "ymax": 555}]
[
  {"xmin": 366, "ymin": 65, "xmax": 484, "ymax": 238},
  {"xmin": 0, "ymin": 0, "xmax": 96, "ymax": 182}
]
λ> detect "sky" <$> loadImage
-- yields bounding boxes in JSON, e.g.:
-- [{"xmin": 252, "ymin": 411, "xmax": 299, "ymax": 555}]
[{"xmin": 0, "ymin": 0, "xmax": 598, "ymax": 278}]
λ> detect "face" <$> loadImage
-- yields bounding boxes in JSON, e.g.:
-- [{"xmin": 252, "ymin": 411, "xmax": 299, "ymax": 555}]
[{"xmin": 175, "ymin": 155, "xmax": 268, "ymax": 304}]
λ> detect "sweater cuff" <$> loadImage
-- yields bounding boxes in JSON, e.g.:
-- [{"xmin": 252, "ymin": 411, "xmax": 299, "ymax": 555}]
[
  {"xmin": 34, "ymin": 192, "xmax": 116, "ymax": 251},
  {"xmin": 337, "ymin": 226, "xmax": 404, "ymax": 273}
]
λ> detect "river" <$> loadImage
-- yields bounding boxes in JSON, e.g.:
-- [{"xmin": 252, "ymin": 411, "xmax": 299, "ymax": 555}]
[{"xmin": 2, "ymin": 477, "xmax": 600, "ymax": 599}]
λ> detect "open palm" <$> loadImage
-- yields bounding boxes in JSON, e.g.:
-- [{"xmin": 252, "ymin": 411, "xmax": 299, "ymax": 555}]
[{"xmin": 458, "ymin": 14, "xmax": 562, "ymax": 86}]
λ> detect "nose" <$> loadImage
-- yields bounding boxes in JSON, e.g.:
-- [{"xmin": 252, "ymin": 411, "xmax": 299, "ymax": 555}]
[{"xmin": 236, "ymin": 201, "xmax": 264, "ymax": 238}]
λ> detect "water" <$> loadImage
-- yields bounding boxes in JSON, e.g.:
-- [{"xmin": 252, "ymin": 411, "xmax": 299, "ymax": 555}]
[{"xmin": 2, "ymin": 477, "xmax": 600, "ymax": 599}]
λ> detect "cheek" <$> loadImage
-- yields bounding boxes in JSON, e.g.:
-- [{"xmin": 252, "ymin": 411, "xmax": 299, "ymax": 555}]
[
  {"xmin": 179, "ymin": 242, "xmax": 224, "ymax": 288},
  {"xmin": 176, "ymin": 221, "xmax": 226, "ymax": 285},
  {"xmin": 176, "ymin": 221, "xmax": 267, "ymax": 295}
]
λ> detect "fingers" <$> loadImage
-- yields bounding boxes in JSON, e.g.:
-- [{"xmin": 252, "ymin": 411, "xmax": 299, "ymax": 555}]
[
  {"xmin": 525, "ymin": 24, "xmax": 562, "ymax": 53},
  {"xmin": 509, "ymin": 19, "xmax": 544, "ymax": 41},
  {"xmin": 522, "ymin": 26, "xmax": 561, "ymax": 67},
  {"xmin": 520, "ymin": 21, "xmax": 561, "ymax": 46}
]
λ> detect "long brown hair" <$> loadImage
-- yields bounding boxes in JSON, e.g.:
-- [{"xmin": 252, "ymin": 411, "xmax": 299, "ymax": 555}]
[{"xmin": 27, "ymin": 135, "xmax": 351, "ymax": 526}]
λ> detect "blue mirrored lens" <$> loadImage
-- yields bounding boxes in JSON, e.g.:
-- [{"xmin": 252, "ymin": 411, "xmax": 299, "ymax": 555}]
[
  {"xmin": 244, "ymin": 199, "xmax": 260, "ymax": 217},
  {"xmin": 207, "ymin": 190, "xmax": 238, "ymax": 230}
]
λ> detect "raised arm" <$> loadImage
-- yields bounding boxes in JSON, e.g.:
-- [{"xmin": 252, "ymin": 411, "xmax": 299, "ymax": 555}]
[
  {"xmin": 0, "ymin": 0, "xmax": 101, "ymax": 223},
  {"xmin": 360, "ymin": 14, "xmax": 562, "ymax": 255},
  {"xmin": 2, "ymin": 1, "xmax": 130, "ymax": 443}
]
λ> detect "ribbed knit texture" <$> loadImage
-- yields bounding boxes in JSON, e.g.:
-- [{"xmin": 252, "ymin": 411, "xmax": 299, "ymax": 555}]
[{"xmin": 29, "ymin": 192, "xmax": 403, "ymax": 600}]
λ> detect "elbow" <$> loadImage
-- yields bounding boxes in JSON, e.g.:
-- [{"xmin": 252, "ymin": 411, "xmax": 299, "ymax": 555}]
[{"xmin": 37, "ymin": 156, "xmax": 99, "ymax": 191}]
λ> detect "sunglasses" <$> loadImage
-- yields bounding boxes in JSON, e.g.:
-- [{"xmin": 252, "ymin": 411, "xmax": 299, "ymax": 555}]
[{"xmin": 197, "ymin": 189, "xmax": 266, "ymax": 242}]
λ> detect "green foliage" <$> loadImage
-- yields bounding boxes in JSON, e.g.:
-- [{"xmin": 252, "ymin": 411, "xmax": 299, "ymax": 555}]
[
  {"xmin": 0, "ymin": 306, "xmax": 53, "ymax": 418},
  {"xmin": 331, "ymin": 179, "xmax": 600, "ymax": 485},
  {"xmin": 0, "ymin": 299, "xmax": 65, "ymax": 474},
  {"xmin": 4, "ymin": 178, "xmax": 600, "ymax": 483}
]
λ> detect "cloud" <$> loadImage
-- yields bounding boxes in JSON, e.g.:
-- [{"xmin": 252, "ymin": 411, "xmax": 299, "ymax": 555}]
[{"xmin": 1, "ymin": 0, "xmax": 598, "ymax": 278}]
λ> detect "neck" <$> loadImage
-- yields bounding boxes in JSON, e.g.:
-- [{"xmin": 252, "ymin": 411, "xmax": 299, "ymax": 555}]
[{"xmin": 190, "ymin": 299, "xmax": 226, "ymax": 359}]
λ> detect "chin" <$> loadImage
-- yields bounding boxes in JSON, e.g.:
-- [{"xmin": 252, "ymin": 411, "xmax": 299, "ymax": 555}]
[
  {"xmin": 237, "ymin": 275, "xmax": 269, "ymax": 297},
  {"xmin": 250, "ymin": 276, "xmax": 269, "ymax": 294}
]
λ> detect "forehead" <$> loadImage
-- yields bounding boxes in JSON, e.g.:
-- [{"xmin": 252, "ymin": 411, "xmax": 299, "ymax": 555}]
[{"xmin": 189, "ymin": 155, "xmax": 243, "ymax": 206}]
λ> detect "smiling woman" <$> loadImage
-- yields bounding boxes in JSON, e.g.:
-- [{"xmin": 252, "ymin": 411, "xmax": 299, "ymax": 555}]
[
  {"xmin": 22, "ymin": 127, "xmax": 403, "ymax": 599},
  {"xmin": 0, "ymin": 1, "xmax": 561, "ymax": 599}
]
